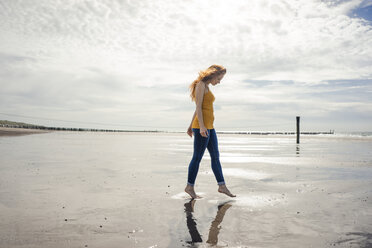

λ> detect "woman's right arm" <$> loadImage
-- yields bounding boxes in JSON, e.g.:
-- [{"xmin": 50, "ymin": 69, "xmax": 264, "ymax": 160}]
[{"xmin": 194, "ymin": 82, "xmax": 208, "ymax": 137}]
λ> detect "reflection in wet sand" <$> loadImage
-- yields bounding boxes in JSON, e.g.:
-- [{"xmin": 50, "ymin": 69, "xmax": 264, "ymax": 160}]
[
  {"xmin": 184, "ymin": 200, "xmax": 202, "ymax": 244},
  {"xmin": 206, "ymin": 202, "xmax": 232, "ymax": 246},
  {"xmin": 296, "ymin": 144, "xmax": 300, "ymax": 156},
  {"xmin": 184, "ymin": 200, "xmax": 233, "ymax": 246}
]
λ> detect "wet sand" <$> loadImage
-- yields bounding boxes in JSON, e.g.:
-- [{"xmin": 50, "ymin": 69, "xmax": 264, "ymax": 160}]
[{"xmin": 0, "ymin": 131, "xmax": 371, "ymax": 247}]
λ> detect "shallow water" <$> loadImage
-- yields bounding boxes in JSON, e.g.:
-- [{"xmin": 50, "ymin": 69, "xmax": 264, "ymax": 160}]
[{"xmin": 0, "ymin": 132, "xmax": 371, "ymax": 248}]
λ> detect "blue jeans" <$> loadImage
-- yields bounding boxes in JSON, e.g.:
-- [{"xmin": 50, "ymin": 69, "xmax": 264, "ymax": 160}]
[{"xmin": 187, "ymin": 128, "xmax": 225, "ymax": 186}]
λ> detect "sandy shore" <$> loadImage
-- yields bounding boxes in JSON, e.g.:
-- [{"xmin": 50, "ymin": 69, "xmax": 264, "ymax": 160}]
[
  {"xmin": 0, "ymin": 131, "xmax": 371, "ymax": 247},
  {"xmin": 0, "ymin": 127, "xmax": 51, "ymax": 136}
]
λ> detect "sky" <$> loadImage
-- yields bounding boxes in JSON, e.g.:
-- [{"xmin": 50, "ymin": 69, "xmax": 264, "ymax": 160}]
[{"xmin": 0, "ymin": 0, "xmax": 372, "ymax": 132}]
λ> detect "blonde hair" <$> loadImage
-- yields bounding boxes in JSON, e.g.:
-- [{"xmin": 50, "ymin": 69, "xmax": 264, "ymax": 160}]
[{"xmin": 189, "ymin": 64, "xmax": 226, "ymax": 102}]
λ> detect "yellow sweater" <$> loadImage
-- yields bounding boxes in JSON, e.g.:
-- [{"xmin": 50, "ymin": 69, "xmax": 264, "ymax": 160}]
[{"xmin": 191, "ymin": 90, "xmax": 215, "ymax": 129}]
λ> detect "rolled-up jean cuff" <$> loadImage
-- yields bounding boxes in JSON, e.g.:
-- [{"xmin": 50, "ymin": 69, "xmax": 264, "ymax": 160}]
[
  {"xmin": 187, "ymin": 182, "xmax": 195, "ymax": 186},
  {"xmin": 217, "ymin": 181, "xmax": 225, "ymax": 185}
]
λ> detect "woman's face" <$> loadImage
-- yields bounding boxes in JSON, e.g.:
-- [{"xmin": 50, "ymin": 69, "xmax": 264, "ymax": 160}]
[{"xmin": 210, "ymin": 73, "xmax": 225, "ymax": 86}]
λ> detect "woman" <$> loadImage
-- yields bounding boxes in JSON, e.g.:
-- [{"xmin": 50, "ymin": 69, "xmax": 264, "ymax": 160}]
[{"xmin": 185, "ymin": 65, "xmax": 236, "ymax": 199}]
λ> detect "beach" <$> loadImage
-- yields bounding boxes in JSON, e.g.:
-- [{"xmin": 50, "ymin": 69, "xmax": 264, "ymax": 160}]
[{"xmin": 0, "ymin": 131, "xmax": 371, "ymax": 248}]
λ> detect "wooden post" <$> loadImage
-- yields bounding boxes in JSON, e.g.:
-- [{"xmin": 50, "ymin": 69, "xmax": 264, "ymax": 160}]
[{"xmin": 296, "ymin": 116, "xmax": 300, "ymax": 144}]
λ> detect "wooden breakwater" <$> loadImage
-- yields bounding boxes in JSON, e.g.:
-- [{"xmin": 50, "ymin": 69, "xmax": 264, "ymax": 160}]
[
  {"xmin": 0, "ymin": 123, "xmax": 162, "ymax": 133},
  {"xmin": 216, "ymin": 131, "xmax": 335, "ymax": 135},
  {"xmin": 219, "ymin": 116, "xmax": 334, "ymax": 140},
  {"xmin": 0, "ymin": 119, "xmax": 335, "ymax": 136},
  {"xmin": 0, "ymin": 124, "xmax": 334, "ymax": 135}
]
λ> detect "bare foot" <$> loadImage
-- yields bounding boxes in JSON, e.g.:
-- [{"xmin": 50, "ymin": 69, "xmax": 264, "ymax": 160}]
[
  {"xmin": 185, "ymin": 185, "xmax": 202, "ymax": 199},
  {"xmin": 218, "ymin": 185, "xmax": 236, "ymax": 197}
]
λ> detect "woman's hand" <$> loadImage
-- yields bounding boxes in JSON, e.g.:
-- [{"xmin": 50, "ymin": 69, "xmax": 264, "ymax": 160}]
[
  {"xmin": 187, "ymin": 126, "xmax": 193, "ymax": 137},
  {"xmin": 200, "ymin": 126, "xmax": 208, "ymax": 138}
]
